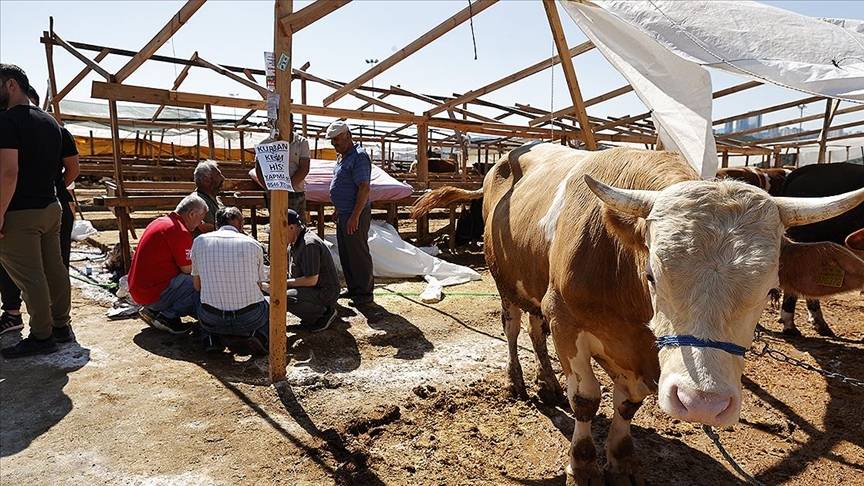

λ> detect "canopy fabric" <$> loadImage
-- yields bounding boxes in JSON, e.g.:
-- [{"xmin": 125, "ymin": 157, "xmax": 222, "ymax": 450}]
[{"xmin": 561, "ymin": 0, "xmax": 864, "ymax": 178}]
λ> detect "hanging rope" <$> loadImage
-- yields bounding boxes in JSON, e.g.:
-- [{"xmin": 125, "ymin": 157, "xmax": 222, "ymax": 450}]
[
  {"xmin": 550, "ymin": 38, "xmax": 555, "ymax": 141},
  {"xmin": 467, "ymin": 0, "xmax": 478, "ymax": 60}
]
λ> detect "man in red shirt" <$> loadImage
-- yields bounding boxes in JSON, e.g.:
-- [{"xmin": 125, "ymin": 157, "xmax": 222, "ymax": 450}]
[{"xmin": 129, "ymin": 194, "xmax": 207, "ymax": 334}]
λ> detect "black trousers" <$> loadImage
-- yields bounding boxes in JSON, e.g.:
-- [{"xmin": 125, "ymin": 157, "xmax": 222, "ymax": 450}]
[
  {"xmin": 335, "ymin": 205, "xmax": 374, "ymax": 302},
  {"xmin": 287, "ymin": 287, "xmax": 336, "ymax": 324},
  {"xmin": 0, "ymin": 201, "xmax": 73, "ymax": 311}
]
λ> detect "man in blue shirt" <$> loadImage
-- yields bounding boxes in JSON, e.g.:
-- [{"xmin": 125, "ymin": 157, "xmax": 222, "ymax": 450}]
[{"xmin": 326, "ymin": 122, "xmax": 374, "ymax": 305}]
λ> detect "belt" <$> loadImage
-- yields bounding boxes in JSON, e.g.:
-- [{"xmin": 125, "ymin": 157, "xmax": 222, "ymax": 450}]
[{"xmin": 201, "ymin": 301, "xmax": 262, "ymax": 317}]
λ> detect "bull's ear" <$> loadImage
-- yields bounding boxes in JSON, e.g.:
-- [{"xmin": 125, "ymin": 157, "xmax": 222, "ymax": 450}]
[
  {"xmin": 779, "ymin": 239, "xmax": 864, "ymax": 297},
  {"xmin": 846, "ymin": 228, "xmax": 864, "ymax": 253}
]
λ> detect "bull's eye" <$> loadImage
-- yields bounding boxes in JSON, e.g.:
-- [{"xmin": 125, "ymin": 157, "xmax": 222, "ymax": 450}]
[{"xmin": 646, "ymin": 273, "xmax": 655, "ymax": 284}]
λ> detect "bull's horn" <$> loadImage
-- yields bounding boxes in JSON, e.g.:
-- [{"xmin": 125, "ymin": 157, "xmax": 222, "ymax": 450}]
[
  {"xmin": 774, "ymin": 187, "xmax": 864, "ymax": 227},
  {"xmin": 584, "ymin": 175, "xmax": 657, "ymax": 218}
]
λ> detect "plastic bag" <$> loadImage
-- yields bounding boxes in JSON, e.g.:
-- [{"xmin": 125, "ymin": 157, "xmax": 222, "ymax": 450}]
[{"xmin": 71, "ymin": 219, "xmax": 98, "ymax": 241}]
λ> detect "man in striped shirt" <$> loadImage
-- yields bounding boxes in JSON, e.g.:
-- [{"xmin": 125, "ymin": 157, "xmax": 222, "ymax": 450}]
[{"xmin": 191, "ymin": 206, "xmax": 269, "ymax": 354}]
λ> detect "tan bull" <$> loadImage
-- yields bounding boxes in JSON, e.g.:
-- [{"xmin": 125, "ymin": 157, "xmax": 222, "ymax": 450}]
[{"xmin": 411, "ymin": 143, "xmax": 864, "ymax": 483}]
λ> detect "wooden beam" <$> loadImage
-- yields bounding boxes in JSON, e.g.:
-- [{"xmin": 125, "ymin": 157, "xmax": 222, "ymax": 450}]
[
  {"xmin": 41, "ymin": 35, "xmax": 265, "ymax": 76},
  {"xmin": 195, "ymin": 54, "xmax": 270, "ymax": 98},
  {"xmin": 712, "ymin": 80, "xmax": 762, "ymax": 98},
  {"xmin": 55, "ymin": 48, "xmax": 110, "ymax": 102},
  {"xmin": 296, "ymin": 70, "xmax": 412, "ymax": 114},
  {"xmin": 719, "ymin": 103, "xmax": 864, "ymax": 140},
  {"xmin": 43, "ymin": 34, "xmax": 62, "ymax": 122},
  {"xmin": 599, "ymin": 80, "xmax": 763, "ymax": 132},
  {"xmin": 753, "ymin": 118, "xmax": 864, "ymax": 144},
  {"xmin": 529, "ymin": 84, "xmax": 632, "ymax": 126},
  {"xmin": 818, "ymin": 99, "xmax": 841, "ymax": 163},
  {"xmin": 323, "ymin": 0, "xmax": 498, "ymax": 106},
  {"xmin": 51, "ymin": 31, "xmax": 112, "ymax": 80},
  {"xmin": 280, "ymin": 0, "xmax": 351, "ymax": 33},
  {"xmin": 542, "ymin": 0, "xmax": 596, "ymax": 149},
  {"xmin": 204, "ymin": 104, "xmax": 216, "ymax": 155},
  {"xmin": 417, "ymin": 122, "xmax": 429, "ymax": 183},
  {"xmin": 114, "ymin": 0, "xmax": 206, "ymax": 83},
  {"xmin": 108, "ymin": 99, "xmax": 131, "ymax": 270},
  {"xmin": 152, "ymin": 51, "xmax": 197, "ymax": 120},
  {"xmin": 92, "ymin": 81, "xmax": 262, "ymax": 110},
  {"xmin": 427, "ymin": 40, "xmax": 594, "ymax": 117},
  {"xmin": 714, "ymin": 95, "xmax": 823, "ymax": 126},
  {"xmin": 390, "ymin": 86, "xmax": 498, "ymax": 123},
  {"xmin": 269, "ymin": 0, "xmax": 293, "ymax": 384}
]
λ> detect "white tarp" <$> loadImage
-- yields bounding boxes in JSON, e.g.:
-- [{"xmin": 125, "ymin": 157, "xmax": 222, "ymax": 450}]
[
  {"xmin": 561, "ymin": 0, "xmax": 718, "ymax": 178},
  {"xmin": 324, "ymin": 221, "xmax": 481, "ymax": 286},
  {"xmin": 560, "ymin": 0, "xmax": 864, "ymax": 178}
]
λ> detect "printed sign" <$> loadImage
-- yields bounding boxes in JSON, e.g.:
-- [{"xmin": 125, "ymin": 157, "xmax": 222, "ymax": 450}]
[
  {"xmin": 264, "ymin": 51, "xmax": 276, "ymax": 91},
  {"xmin": 266, "ymin": 92, "xmax": 280, "ymax": 122},
  {"xmin": 255, "ymin": 141, "xmax": 293, "ymax": 192},
  {"xmin": 277, "ymin": 53, "xmax": 290, "ymax": 71}
]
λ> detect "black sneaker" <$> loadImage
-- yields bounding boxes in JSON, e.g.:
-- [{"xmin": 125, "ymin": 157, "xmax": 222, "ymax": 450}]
[
  {"xmin": 140, "ymin": 309, "xmax": 190, "ymax": 335},
  {"xmin": 1, "ymin": 336, "xmax": 58, "ymax": 359},
  {"xmin": 339, "ymin": 289, "xmax": 354, "ymax": 299},
  {"xmin": 307, "ymin": 307, "xmax": 338, "ymax": 333},
  {"xmin": 52, "ymin": 325, "xmax": 76, "ymax": 343},
  {"xmin": 203, "ymin": 334, "xmax": 224, "ymax": 353},
  {"xmin": 246, "ymin": 334, "xmax": 268, "ymax": 356},
  {"xmin": 0, "ymin": 312, "xmax": 24, "ymax": 336}
]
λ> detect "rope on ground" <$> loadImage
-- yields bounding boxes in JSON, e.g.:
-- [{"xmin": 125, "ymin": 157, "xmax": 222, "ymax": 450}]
[
  {"xmin": 702, "ymin": 425, "xmax": 764, "ymax": 486},
  {"xmin": 374, "ymin": 289, "xmax": 498, "ymax": 297}
]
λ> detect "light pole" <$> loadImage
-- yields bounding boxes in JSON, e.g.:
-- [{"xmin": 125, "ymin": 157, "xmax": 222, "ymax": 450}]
[
  {"xmin": 797, "ymin": 103, "xmax": 806, "ymax": 134},
  {"xmin": 365, "ymin": 58, "xmax": 379, "ymax": 149}
]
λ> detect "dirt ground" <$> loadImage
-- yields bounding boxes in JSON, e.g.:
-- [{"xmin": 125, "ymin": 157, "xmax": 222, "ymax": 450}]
[{"xmin": 1, "ymin": 246, "xmax": 863, "ymax": 485}]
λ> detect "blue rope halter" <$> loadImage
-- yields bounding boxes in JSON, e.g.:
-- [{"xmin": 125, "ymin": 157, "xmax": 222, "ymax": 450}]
[{"xmin": 656, "ymin": 335, "xmax": 747, "ymax": 357}]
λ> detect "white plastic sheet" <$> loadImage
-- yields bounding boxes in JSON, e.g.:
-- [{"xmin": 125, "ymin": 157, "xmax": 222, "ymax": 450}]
[
  {"xmin": 561, "ymin": 0, "xmax": 718, "ymax": 178},
  {"xmin": 324, "ymin": 221, "xmax": 481, "ymax": 286},
  {"xmin": 560, "ymin": 1, "xmax": 864, "ymax": 178}
]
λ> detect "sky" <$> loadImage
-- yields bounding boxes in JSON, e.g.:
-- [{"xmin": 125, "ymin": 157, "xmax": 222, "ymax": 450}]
[{"xmin": 1, "ymin": 0, "xmax": 862, "ymax": 136}]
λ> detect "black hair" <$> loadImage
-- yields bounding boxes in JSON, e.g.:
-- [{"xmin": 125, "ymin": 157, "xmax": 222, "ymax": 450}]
[
  {"xmin": 0, "ymin": 64, "xmax": 30, "ymax": 92},
  {"xmin": 25, "ymin": 84, "xmax": 40, "ymax": 106}
]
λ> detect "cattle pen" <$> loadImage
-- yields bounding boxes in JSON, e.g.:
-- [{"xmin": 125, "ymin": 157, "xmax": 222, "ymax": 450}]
[{"xmin": 2, "ymin": 1, "xmax": 864, "ymax": 485}]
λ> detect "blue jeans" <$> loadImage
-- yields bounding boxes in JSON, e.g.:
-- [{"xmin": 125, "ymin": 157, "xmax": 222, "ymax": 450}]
[
  {"xmin": 198, "ymin": 300, "xmax": 269, "ymax": 338},
  {"xmin": 145, "ymin": 273, "xmax": 199, "ymax": 320}
]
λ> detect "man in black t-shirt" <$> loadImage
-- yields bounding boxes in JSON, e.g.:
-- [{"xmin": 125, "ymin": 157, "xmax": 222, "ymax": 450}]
[
  {"xmin": 0, "ymin": 64, "xmax": 73, "ymax": 358},
  {"xmin": 0, "ymin": 86, "xmax": 79, "ymax": 337},
  {"xmin": 285, "ymin": 209, "xmax": 340, "ymax": 332}
]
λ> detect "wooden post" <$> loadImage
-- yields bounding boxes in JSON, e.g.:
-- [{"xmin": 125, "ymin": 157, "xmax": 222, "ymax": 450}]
[
  {"xmin": 817, "ymin": 99, "xmax": 840, "ymax": 164},
  {"xmin": 239, "ymin": 130, "xmax": 246, "ymax": 165},
  {"xmin": 108, "ymin": 99, "xmax": 131, "ymax": 270},
  {"xmin": 721, "ymin": 150, "xmax": 729, "ymax": 169},
  {"xmin": 89, "ymin": 130, "xmax": 95, "ymax": 156},
  {"xmin": 417, "ymin": 121, "xmax": 429, "ymax": 185},
  {"xmin": 269, "ymin": 0, "xmax": 293, "ymax": 384},
  {"xmin": 542, "ymin": 0, "xmax": 597, "ymax": 150},
  {"xmin": 134, "ymin": 131, "xmax": 141, "ymax": 158},
  {"xmin": 205, "ymin": 104, "xmax": 216, "ymax": 159},
  {"xmin": 196, "ymin": 129, "xmax": 201, "ymax": 160},
  {"xmin": 301, "ymin": 76, "xmax": 308, "ymax": 137},
  {"xmin": 44, "ymin": 32, "xmax": 62, "ymax": 122}
]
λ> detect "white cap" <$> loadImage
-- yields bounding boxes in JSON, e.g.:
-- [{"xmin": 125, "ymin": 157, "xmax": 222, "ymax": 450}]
[{"xmin": 325, "ymin": 121, "xmax": 350, "ymax": 139}]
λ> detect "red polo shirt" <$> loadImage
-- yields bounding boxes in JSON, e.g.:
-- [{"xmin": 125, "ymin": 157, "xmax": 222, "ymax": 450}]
[{"xmin": 128, "ymin": 213, "xmax": 193, "ymax": 305}]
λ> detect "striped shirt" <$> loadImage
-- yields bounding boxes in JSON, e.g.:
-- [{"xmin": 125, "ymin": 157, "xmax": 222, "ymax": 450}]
[{"xmin": 191, "ymin": 225, "xmax": 266, "ymax": 311}]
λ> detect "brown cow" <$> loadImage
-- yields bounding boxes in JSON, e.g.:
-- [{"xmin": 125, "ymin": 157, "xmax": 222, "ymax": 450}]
[
  {"xmin": 412, "ymin": 143, "xmax": 864, "ymax": 482},
  {"xmin": 716, "ymin": 166, "xmax": 791, "ymax": 196}
]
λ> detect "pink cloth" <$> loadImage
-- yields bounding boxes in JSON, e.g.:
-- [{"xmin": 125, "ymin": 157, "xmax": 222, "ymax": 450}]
[{"xmin": 249, "ymin": 158, "xmax": 414, "ymax": 203}]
